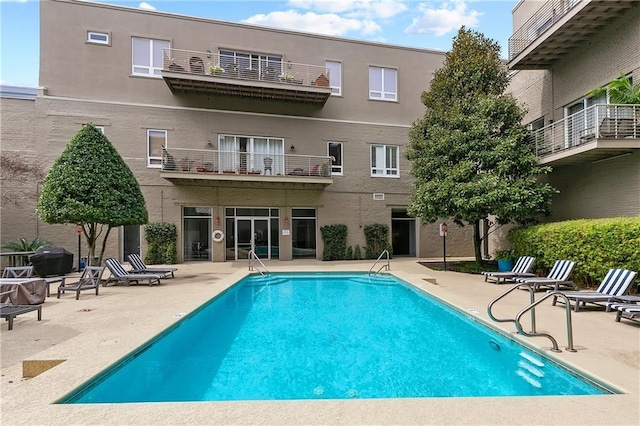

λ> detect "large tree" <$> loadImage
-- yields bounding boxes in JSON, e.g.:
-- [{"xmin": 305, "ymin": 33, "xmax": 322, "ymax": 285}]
[
  {"xmin": 38, "ymin": 124, "xmax": 148, "ymax": 265},
  {"xmin": 406, "ymin": 27, "xmax": 557, "ymax": 264}
]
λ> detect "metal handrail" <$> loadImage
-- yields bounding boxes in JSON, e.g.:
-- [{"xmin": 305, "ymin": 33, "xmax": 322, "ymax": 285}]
[
  {"xmin": 368, "ymin": 250, "xmax": 390, "ymax": 276},
  {"xmin": 515, "ymin": 292, "xmax": 576, "ymax": 353},
  {"xmin": 248, "ymin": 250, "xmax": 269, "ymax": 276},
  {"xmin": 487, "ymin": 283, "xmax": 538, "ymax": 333}
]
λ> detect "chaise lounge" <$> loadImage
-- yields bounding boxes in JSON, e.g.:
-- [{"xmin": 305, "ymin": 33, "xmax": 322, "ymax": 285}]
[
  {"xmin": 104, "ymin": 258, "xmax": 162, "ymax": 287},
  {"xmin": 128, "ymin": 254, "xmax": 177, "ymax": 278},
  {"xmin": 516, "ymin": 259, "xmax": 576, "ymax": 291},
  {"xmin": 482, "ymin": 256, "xmax": 536, "ymax": 284}
]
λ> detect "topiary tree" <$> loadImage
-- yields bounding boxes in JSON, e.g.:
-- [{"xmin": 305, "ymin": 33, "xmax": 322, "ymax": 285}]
[
  {"xmin": 38, "ymin": 124, "xmax": 148, "ymax": 265},
  {"xmin": 406, "ymin": 27, "xmax": 557, "ymax": 264}
]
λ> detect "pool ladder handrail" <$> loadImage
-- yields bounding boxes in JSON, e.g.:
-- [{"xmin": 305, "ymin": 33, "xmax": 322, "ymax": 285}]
[
  {"xmin": 487, "ymin": 284, "xmax": 576, "ymax": 353},
  {"xmin": 248, "ymin": 250, "xmax": 269, "ymax": 276},
  {"xmin": 369, "ymin": 250, "xmax": 390, "ymax": 276}
]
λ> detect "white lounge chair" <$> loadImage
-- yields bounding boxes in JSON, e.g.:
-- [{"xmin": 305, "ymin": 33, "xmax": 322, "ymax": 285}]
[
  {"xmin": 104, "ymin": 258, "xmax": 161, "ymax": 287},
  {"xmin": 127, "ymin": 253, "xmax": 176, "ymax": 278},
  {"xmin": 606, "ymin": 302, "xmax": 640, "ymax": 323},
  {"xmin": 516, "ymin": 259, "xmax": 576, "ymax": 291},
  {"xmin": 482, "ymin": 256, "xmax": 536, "ymax": 284},
  {"xmin": 552, "ymin": 268, "xmax": 638, "ymax": 312}
]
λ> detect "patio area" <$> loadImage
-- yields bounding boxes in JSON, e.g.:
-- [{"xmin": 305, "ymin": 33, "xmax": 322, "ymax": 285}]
[{"xmin": 1, "ymin": 259, "xmax": 638, "ymax": 425}]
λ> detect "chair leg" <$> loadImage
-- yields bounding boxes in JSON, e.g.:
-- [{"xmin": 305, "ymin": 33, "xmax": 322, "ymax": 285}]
[{"xmin": 76, "ymin": 290, "xmax": 80, "ymax": 300}]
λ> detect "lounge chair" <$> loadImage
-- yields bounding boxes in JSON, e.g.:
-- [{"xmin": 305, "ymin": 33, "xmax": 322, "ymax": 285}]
[
  {"xmin": 516, "ymin": 260, "xmax": 576, "ymax": 291},
  {"xmin": 57, "ymin": 266, "xmax": 105, "ymax": 300},
  {"xmin": 606, "ymin": 302, "xmax": 640, "ymax": 323},
  {"xmin": 0, "ymin": 288, "xmax": 42, "ymax": 330},
  {"xmin": 104, "ymin": 258, "xmax": 161, "ymax": 287},
  {"xmin": 482, "ymin": 256, "xmax": 536, "ymax": 284},
  {"xmin": 2, "ymin": 266, "xmax": 34, "ymax": 278},
  {"xmin": 127, "ymin": 254, "xmax": 176, "ymax": 278},
  {"xmin": 552, "ymin": 268, "xmax": 638, "ymax": 312}
]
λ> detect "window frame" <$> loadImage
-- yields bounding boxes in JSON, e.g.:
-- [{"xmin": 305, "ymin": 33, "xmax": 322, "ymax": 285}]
[
  {"xmin": 370, "ymin": 144, "xmax": 399, "ymax": 178},
  {"xmin": 147, "ymin": 129, "xmax": 167, "ymax": 168},
  {"xmin": 327, "ymin": 141, "xmax": 343, "ymax": 175},
  {"xmin": 87, "ymin": 31, "xmax": 110, "ymax": 45},
  {"xmin": 368, "ymin": 66, "xmax": 397, "ymax": 102},
  {"xmin": 325, "ymin": 60, "xmax": 342, "ymax": 96},
  {"xmin": 132, "ymin": 37, "xmax": 170, "ymax": 78}
]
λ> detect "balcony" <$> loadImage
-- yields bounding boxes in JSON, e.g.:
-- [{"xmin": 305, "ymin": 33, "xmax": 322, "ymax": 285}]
[
  {"xmin": 160, "ymin": 148, "xmax": 333, "ymax": 188},
  {"xmin": 161, "ymin": 49, "xmax": 332, "ymax": 105},
  {"xmin": 508, "ymin": 0, "xmax": 637, "ymax": 69},
  {"xmin": 532, "ymin": 104, "xmax": 640, "ymax": 166}
]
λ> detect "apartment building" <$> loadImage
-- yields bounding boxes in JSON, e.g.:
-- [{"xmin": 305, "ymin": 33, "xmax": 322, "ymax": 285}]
[
  {"xmin": 508, "ymin": 0, "xmax": 640, "ymax": 221},
  {"xmin": 0, "ymin": 0, "xmax": 477, "ymax": 263}
]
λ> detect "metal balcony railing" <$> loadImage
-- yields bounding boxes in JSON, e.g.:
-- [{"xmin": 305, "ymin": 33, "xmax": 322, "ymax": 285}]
[
  {"xmin": 508, "ymin": 0, "xmax": 580, "ymax": 61},
  {"xmin": 162, "ymin": 48, "xmax": 331, "ymax": 89},
  {"xmin": 532, "ymin": 104, "xmax": 640, "ymax": 158},
  {"xmin": 161, "ymin": 148, "xmax": 333, "ymax": 178}
]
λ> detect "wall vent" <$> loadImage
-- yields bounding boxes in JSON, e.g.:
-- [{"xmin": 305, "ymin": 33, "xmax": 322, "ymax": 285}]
[{"xmin": 373, "ymin": 193, "xmax": 385, "ymax": 201}]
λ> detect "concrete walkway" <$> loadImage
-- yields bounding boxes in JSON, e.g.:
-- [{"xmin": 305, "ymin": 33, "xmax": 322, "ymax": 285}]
[{"xmin": 1, "ymin": 259, "xmax": 638, "ymax": 425}]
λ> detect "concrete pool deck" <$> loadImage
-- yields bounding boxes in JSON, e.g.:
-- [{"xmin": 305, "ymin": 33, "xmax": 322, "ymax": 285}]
[{"xmin": 1, "ymin": 259, "xmax": 638, "ymax": 425}]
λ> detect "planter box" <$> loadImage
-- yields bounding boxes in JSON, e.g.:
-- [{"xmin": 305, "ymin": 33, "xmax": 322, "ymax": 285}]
[{"xmin": 497, "ymin": 259, "xmax": 514, "ymax": 272}]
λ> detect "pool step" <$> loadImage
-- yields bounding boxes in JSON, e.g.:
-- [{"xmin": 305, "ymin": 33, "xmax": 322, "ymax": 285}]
[{"xmin": 516, "ymin": 352, "xmax": 545, "ymax": 389}]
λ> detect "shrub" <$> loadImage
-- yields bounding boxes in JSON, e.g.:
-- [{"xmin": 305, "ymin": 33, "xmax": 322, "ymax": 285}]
[
  {"xmin": 1, "ymin": 237, "xmax": 51, "ymax": 252},
  {"xmin": 144, "ymin": 222, "xmax": 177, "ymax": 264},
  {"xmin": 345, "ymin": 245, "xmax": 354, "ymax": 260},
  {"xmin": 354, "ymin": 245, "xmax": 362, "ymax": 260},
  {"xmin": 320, "ymin": 224, "xmax": 347, "ymax": 261},
  {"xmin": 508, "ymin": 217, "xmax": 640, "ymax": 287},
  {"xmin": 364, "ymin": 224, "xmax": 391, "ymax": 259}
]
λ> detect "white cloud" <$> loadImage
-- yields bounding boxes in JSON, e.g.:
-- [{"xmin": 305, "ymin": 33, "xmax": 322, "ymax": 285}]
[
  {"xmin": 287, "ymin": 0, "xmax": 408, "ymax": 19},
  {"xmin": 138, "ymin": 2, "xmax": 156, "ymax": 11},
  {"xmin": 243, "ymin": 10, "xmax": 380, "ymax": 37},
  {"xmin": 405, "ymin": 0, "xmax": 482, "ymax": 37}
]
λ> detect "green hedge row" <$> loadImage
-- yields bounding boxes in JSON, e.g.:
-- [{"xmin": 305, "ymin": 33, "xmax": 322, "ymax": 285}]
[
  {"xmin": 508, "ymin": 216, "xmax": 640, "ymax": 287},
  {"xmin": 320, "ymin": 223, "xmax": 392, "ymax": 261},
  {"xmin": 144, "ymin": 222, "xmax": 177, "ymax": 265}
]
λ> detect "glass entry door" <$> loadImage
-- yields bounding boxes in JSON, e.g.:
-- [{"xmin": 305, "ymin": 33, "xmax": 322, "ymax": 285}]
[{"xmin": 235, "ymin": 218, "xmax": 270, "ymax": 260}]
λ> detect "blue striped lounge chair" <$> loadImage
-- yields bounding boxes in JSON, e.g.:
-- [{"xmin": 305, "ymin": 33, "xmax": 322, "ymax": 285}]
[
  {"xmin": 482, "ymin": 256, "xmax": 536, "ymax": 284},
  {"xmin": 104, "ymin": 258, "xmax": 162, "ymax": 287},
  {"xmin": 127, "ymin": 253, "xmax": 177, "ymax": 278},
  {"xmin": 606, "ymin": 301, "xmax": 640, "ymax": 323},
  {"xmin": 552, "ymin": 268, "xmax": 638, "ymax": 312},
  {"xmin": 516, "ymin": 260, "xmax": 576, "ymax": 291}
]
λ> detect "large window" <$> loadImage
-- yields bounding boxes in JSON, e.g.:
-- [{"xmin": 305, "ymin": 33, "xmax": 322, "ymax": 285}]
[
  {"xmin": 132, "ymin": 37, "xmax": 170, "ymax": 77},
  {"xmin": 326, "ymin": 61, "xmax": 342, "ymax": 96},
  {"xmin": 328, "ymin": 141, "xmax": 343, "ymax": 175},
  {"xmin": 369, "ymin": 66, "xmax": 397, "ymax": 101},
  {"xmin": 218, "ymin": 134, "xmax": 284, "ymax": 174},
  {"xmin": 147, "ymin": 129, "xmax": 166, "ymax": 167},
  {"xmin": 219, "ymin": 50, "xmax": 282, "ymax": 80},
  {"xmin": 370, "ymin": 144, "xmax": 399, "ymax": 177}
]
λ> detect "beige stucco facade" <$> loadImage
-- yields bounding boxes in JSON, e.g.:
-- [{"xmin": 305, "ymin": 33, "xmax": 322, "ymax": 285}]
[{"xmin": 1, "ymin": 0, "xmax": 476, "ymax": 264}]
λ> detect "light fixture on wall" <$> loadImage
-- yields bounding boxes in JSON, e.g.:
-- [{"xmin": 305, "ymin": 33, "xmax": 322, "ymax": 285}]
[
  {"xmin": 214, "ymin": 216, "xmax": 220, "ymax": 226},
  {"xmin": 287, "ymin": 60, "xmax": 292, "ymax": 69},
  {"xmin": 290, "ymin": 144, "xmax": 295, "ymax": 151},
  {"xmin": 206, "ymin": 140, "xmax": 212, "ymax": 147},
  {"xmin": 284, "ymin": 217, "xmax": 289, "ymax": 227},
  {"xmin": 206, "ymin": 50, "xmax": 212, "ymax": 58}
]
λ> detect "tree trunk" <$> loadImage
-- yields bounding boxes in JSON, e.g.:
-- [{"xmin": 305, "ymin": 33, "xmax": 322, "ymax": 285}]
[
  {"xmin": 98, "ymin": 226, "xmax": 113, "ymax": 266},
  {"xmin": 473, "ymin": 219, "xmax": 483, "ymax": 265}
]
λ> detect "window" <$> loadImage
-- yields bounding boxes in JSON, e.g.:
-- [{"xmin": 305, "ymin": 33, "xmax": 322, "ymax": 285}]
[
  {"xmin": 132, "ymin": 37, "xmax": 170, "ymax": 77},
  {"xmin": 528, "ymin": 118, "xmax": 545, "ymax": 131},
  {"xmin": 370, "ymin": 144, "xmax": 399, "ymax": 177},
  {"xmin": 219, "ymin": 50, "xmax": 282, "ymax": 78},
  {"xmin": 147, "ymin": 129, "xmax": 166, "ymax": 167},
  {"xmin": 327, "ymin": 141, "xmax": 343, "ymax": 175},
  {"xmin": 87, "ymin": 31, "xmax": 109, "ymax": 45},
  {"xmin": 369, "ymin": 66, "xmax": 397, "ymax": 101},
  {"xmin": 326, "ymin": 61, "xmax": 342, "ymax": 96}
]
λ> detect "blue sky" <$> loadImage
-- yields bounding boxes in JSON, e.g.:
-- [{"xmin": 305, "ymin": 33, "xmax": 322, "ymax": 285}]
[{"xmin": 0, "ymin": 0, "xmax": 517, "ymax": 87}]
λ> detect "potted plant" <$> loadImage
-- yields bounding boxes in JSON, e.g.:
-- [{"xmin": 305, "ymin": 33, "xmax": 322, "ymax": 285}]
[
  {"xmin": 278, "ymin": 73, "xmax": 295, "ymax": 83},
  {"xmin": 209, "ymin": 64, "xmax": 224, "ymax": 75},
  {"xmin": 494, "ymin": 249, "xmax": 516, "ymax": 272}
]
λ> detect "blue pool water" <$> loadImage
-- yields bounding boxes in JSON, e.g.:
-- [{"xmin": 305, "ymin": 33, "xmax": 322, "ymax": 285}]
[{"xmin": 62, "ymin": 273, "xmax": 608, "ymax": 403}]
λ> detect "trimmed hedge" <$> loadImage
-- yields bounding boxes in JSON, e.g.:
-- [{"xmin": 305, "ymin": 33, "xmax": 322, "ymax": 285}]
[
  {"xmin": 508, "ymin": 217, "xmax": 640, "ymax": 287},
  {"xmin": 364, "ymin": 223, "xmax": 392, "ymax": 259},
  {"xmin": 144, "ymin": 222, "xmax": 177, "ymax": 265},
  {"xmin": 320, "ymin": 224, "xmax": 347, "ymax": 261}
]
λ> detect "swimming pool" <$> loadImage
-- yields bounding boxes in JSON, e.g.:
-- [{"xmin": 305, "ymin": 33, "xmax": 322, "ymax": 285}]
[{"xmin": 61, "ymin": 272, "xmax": 610, "ymax": 403}]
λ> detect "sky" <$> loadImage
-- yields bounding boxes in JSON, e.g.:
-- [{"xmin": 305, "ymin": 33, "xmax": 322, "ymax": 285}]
[{"xmin": 0, "ymin": 0, "xmax": 518, "ymax": 87}]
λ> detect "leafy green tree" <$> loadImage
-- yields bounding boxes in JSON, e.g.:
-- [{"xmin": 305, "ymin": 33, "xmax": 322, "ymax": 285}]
[
  {"xmin": 586, "ymin": 73, "xmax": 640, "ymax": 104},
  {"xmin": 406, "ymin": 27, "xmax": 557, "ymax": 264},
  {"xmin": 38, "ymin": 124, "xmax": 148, "ymax": 265}
]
